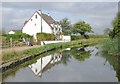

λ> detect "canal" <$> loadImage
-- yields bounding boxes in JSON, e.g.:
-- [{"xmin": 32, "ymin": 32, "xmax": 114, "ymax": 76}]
[{"xmin": 2, "ymin": 45, "xmax": 120, "ymax": 82}]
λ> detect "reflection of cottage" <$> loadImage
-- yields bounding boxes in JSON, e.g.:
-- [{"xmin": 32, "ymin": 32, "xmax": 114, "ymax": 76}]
[
  {"xmin": 22, "ymin": 10, "xmax": 62, "ymax": 40},
  {"xmin": 7, "ymin": 30, "xmax": 21, "ymax": 34},
  {"xmin": 29, "ymin": 51, "xmax": 62, "ymax": 77}
]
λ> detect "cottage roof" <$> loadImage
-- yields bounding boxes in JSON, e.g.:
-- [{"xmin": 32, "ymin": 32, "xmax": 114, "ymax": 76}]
[
  {"xmin": 42, "ymin": 14, "xmax": 55, "ymax": 24},
  {"xmin": 22, "ymin": 10, "xmax": 61, "ymax": 30}
]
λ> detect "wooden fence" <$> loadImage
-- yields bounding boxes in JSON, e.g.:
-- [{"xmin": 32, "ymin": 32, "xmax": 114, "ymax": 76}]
[{"xmin": 0, "ymin": 42, "xmax": 28, "ymax": 48}]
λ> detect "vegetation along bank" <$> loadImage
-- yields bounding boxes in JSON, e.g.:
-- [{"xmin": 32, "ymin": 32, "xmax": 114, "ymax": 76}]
[{"xmin": 1, "ymin": 38, "xmax": 106, "ymax": 71}]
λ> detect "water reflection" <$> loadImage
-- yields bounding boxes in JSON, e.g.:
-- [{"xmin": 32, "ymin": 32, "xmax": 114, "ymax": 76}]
[
  {"xmin": 2, "ymin": 46, "xmax": 119, "ymax": 82},
  {"xmin": 29, "ymin": 51, "xmax": 63, "ymax": 77},
  {"xmin": 96, "ymin": 51, "xmax": 120, "ymax": 82},
  {"xmin": 71, "ymin": 47, "xmax": 93, "ymax": 62}
]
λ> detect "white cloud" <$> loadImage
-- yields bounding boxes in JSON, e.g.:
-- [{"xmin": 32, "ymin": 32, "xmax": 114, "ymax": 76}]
[{"xmin": 2, "ymin": 7, "xmax": 33, "ymax": 32}]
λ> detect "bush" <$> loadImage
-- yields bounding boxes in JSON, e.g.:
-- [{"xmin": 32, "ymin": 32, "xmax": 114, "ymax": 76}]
[
  {"xmin": 71, "ymin": 35, "xmax": 84, "ymax": 40},
  {"xmin": 1, "ymin": 33, "xmax": 31, "ymax": 42},
  {"xmin": 88, "ymin": 34, "xmax": 109, "ymax": 38},
  {"xmin": 101, "ymin": 38, "xmax": 120, "ymax": 56},
  {"xmin": 71, "ymin": 34, "xmax": 108, "ymax": 40},
  {"xmin": 37, "ymin": 33, "xmax": 55, "ymax": 42}
]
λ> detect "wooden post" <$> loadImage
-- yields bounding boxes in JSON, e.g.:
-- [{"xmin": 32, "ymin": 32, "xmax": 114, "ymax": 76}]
[{"xmin": 10, "ymin": 38, "xmax": 12, "ymax": 47}]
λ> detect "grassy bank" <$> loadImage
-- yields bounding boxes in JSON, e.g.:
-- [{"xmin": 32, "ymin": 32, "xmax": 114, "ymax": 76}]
[
  {"xmin": 101, "ymin": 38, "xmax": 120, "ymax": 56},
  {"xmin": 2, "ymin": 38, "xmax": 106, "ymax": 64}
]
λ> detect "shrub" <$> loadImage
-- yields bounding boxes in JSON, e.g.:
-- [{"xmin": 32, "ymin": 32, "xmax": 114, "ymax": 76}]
[
  {"xmin": 71, "ymin": 35, "xmax": 84, "ymax": 40},
  {"xmin": 71, "ymin": 34, "xmax": 108, "ymax": 40},
  {"xmin": 88, "ymin": 34, "xmax": 109, "ymax": 38},
  {"xmin": 37, "ymin": 33, "xmax": 55, "ymax": 42},
  {"xmin": 1, "ymin": 33, "xmax": 31, "ymax": 42},
  {"xmin": 101, "ymin": 38, "xmax": 120, "ymax": 56}
]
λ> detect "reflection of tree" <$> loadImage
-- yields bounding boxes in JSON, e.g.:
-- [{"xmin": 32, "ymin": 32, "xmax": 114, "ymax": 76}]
[
  {"xmin": 71, "ymin": 47, "xmax": 92, "ymax": 62},
  {"xmin": 96, "ymin": 52, "xmax": 120, "ymax": 82},
  {"xmin": 61, "ymin": 50, "xmax": 72, "ymax": 65}
]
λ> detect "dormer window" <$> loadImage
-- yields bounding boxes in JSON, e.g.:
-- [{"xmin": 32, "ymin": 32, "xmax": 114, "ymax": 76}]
[{"xmin": 35, "ymin": 15, "xmax": 37, "ymax": 19}]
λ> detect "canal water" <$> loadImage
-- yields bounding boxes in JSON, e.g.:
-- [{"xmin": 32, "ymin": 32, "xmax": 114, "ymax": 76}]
[{"xmin": 2, "ymin": 45, "xmax": 120, "ymax": 82}]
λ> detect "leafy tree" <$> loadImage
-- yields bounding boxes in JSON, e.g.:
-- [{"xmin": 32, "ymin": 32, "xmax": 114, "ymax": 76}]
[
  {"xmin": 72, "ymin": 21, "xmax": 94, "ymax": 36},
  {"xmin": 104, "ymin": 28, "xmax": 111, "ymax": 35},
  {"xmin": 60, "ymin": 18, "xmax": 72, "ymax": 35},
  {"xmin": 109, "ymin": 13, "xmax": 120, "ymax": 38}
]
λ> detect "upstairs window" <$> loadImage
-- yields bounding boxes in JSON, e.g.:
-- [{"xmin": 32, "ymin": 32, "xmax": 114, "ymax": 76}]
[
  {"xmin": 31, "ymin": 19, "xmax": 32, "ymax": 21},
  {"xmin": 55, "ymin": 28, "xmax": 57, "ymax": 31},
  {"xmin": 35, "ymin": 15, "xmax": 37, "ymax": 19}
]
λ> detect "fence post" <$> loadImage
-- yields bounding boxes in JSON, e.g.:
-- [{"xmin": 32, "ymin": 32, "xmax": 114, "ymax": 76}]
[{"xmin": 10, "ymin": 37, "xmax": 12, "ymax": 47}]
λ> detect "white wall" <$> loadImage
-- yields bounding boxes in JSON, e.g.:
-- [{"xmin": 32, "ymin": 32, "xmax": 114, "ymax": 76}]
[
  {"xmin": 41, "ymin": 40, "xmax": 64, "ymax": 45},
  {"xmin": 22, "ymin": 12, "xmax": 52, "ymax": 39},
  {"xmin": 62, "ymin": 35, "xmax": 71, "ymax": 42}
]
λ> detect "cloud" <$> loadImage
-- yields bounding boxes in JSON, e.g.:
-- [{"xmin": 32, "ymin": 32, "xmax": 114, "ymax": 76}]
[
  {"xmin": 2, "ymin": 2, "xmax": 118, "ymax": 34},
  {"xmin": 2, "ymin": 7, "xmax": 33, "ymax": 32}
]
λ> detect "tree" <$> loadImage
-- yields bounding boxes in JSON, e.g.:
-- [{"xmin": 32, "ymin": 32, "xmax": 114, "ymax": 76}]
[
  {"xmin": 72, "ymin": 21, "xmax": 94, "ymax": 36},
  {"xmin": 104, "ymin": 28, "xmax": 111, "ymax": 35},
  {"xmin": 109, "ymin": 13, "xmax": 120, "ymax": 38},
  {"xmin": 60, "ymin": 18, "xmax": 72, "ymax": 35}
]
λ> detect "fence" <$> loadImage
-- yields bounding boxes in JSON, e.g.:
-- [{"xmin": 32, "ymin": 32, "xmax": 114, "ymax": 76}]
[
  {"xmin": 1, "ymin": 42, "xmax": 28, "ymax": 48},
  {"xmin": 0, "ymin": 37, "xmax": 30, "ymax": 48}
]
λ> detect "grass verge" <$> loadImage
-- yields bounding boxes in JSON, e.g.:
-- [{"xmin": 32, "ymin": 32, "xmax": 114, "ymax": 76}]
[{"xmin": 1, "ymin": 38, "xmax": 105, "ymax": 64}]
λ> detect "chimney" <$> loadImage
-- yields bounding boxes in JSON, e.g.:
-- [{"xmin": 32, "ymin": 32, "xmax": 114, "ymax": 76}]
[
  {"xmin": 38, "ymin": 10, "xmax": 42, "ymax": 14},
  {"xmin": 47, "ymin": 13, "xmax": 50, "ymax": 16}
]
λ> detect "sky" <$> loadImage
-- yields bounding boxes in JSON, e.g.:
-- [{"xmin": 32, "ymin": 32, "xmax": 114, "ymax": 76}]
[{"xmin": 1, "ymin": 2, "xmax": 118, "ymax": 34}]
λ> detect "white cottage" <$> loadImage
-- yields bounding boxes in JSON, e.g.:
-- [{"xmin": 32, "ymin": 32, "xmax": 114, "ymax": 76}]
[
  {"xmin": 8, "ymin": 30, "xmax": 21, "ymax": 34},
  {"xmin": 22, "ymin": 10, "xmax": 62, "ymax": 40}
]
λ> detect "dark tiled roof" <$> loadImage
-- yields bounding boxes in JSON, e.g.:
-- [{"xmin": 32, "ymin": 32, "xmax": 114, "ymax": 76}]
[{"xmin": 42, "ymin": 14, "xmax": 55, "ymax": 24}]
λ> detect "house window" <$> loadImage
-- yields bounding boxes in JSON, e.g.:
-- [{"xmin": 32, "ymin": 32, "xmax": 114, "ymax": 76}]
[
  {"xmin": 35, "ymin": 15, "xmax": 37, "ymax": 19},
  {"xmin": 31, "ymin": 19, "xmax": 32, "ymax": 21},
  {"xmin": 59, "ymin": 28, "xmax": 60, "ymax": 31},
  {"xmin": 55, "ymin": 28, "xmax": 57, "ymax": 31}
]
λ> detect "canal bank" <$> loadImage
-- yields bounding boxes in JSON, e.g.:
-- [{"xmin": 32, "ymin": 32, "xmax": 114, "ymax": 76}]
[
  {"xmin": 1, "ymin": 38, "xmax": 106, "ymax": 72},
  {"xmin": 1, "ymin": 45, "xmax": 119, "ymax": 82}
]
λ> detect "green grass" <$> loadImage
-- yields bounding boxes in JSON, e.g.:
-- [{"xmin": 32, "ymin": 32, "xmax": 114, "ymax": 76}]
[
  {"xmin": 101, "ymin": 38, "xmax": 120, "ymax": 56},
  {"xmin": 2, "ymin": 38, "xmax": 105, "ymax": 64}
]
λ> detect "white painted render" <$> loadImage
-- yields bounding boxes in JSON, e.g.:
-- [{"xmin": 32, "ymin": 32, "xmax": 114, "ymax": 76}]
[
  {"xmin": 22, "ymin": 11, "xmax": 62, "ymax": 40},
  {"xmin": 22, "ymin": 11, "xmax": 53, "ymax": 39}
]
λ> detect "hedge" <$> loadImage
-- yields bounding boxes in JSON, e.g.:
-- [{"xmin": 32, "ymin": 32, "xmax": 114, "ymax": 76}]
[
  {"xmin": 1, "ymin": 33, "xmax": 31, "ymax": 42},
  {"xmin": 71, "ymin": 34, "xmax": 109, "ymax": 40},
  {"xmin": 88, "ymin": 34, "xmax": 109, "ymax": 38},
  {"xmin": 71, "ymin": 35, "xmax": 84, "ymax": 40},
  {"xmin": 37, "ymin": 33, "xmax": 55, "ymax": 42}
]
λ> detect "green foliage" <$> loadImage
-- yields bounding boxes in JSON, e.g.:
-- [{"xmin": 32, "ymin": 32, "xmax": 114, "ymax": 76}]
[
  {"xmin": 109, "ymin": 13, "xmax": 120, "ymax": 38},
  {"xmin": 104, "ymin": 28, "xmax": 111, "ymax": 35},
  {"xmin": 101, "ymin": 38, "xmax": 120, "ymax": 56},
  {"xmin": 60, "ymin": 18, "xmax": 72, "ymax": 35},
  {"xmin": 1, "ymin": 32, "xmax": 31, "ymax": 42},
  {"xmin": 37, "ymin": 33, "xmax": 55, "ymax": 42},
  {"xmin": 71, "ymin": 35, "xmax": 108, "ymax": 40},
  {"xmin": 72, "ymin": 21, "xmax": 94, "ymax": 36},
  {"xmin": 71, "ymin": 35, "xmax": 84, "ymax": 40},
  {"xmin": 88, "ymin": 34, "xmax": 109, "ymax": 38}
]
